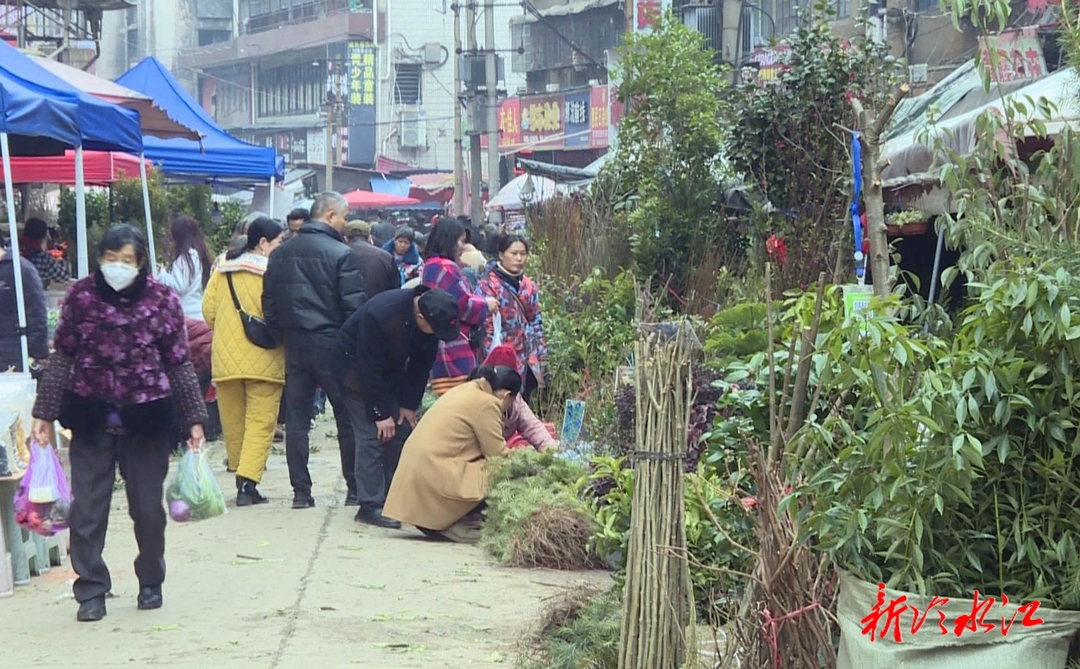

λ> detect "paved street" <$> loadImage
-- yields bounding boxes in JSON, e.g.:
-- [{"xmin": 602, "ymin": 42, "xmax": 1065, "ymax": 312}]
[{"xmin": 1, "ymin": 415, "xmax": 609, "ymax": 668}]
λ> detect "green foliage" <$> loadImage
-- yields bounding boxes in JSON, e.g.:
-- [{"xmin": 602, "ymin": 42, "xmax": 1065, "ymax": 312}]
[
  {"xmin": 517, "ymin": 588, "xmax": 621, "ymax": 669},
  {"xmin": 55, "ymin": 170, "xmax": 214, "ymax": 267},
  {"xmin": 702, "ymin": 302, "xmax": 768, "ymax": 368},
  {"xmin": 480, "ymin": 450, "xmax": 588, "ymax": 563},
  {"xmin": 207, "ymin": 201, "xmax": 245, "ymax": 256},
  {"xmin": 608, "ymin": 14, "xmax": 734, "ymax": 301},
  {"xmin": 537, "ymin": 269, "xmax": 637, "ymax": 435},
  {"xmin": 580, "ymin": 454, "xmax": 756, "ymax": 618},
  {"xmin": 723, "ymin": 10, "xmax": 901, "ymax": 291}
]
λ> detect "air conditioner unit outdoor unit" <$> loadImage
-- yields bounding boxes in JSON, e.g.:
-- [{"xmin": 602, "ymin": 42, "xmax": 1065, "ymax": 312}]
[{"xmin": 400, "ymin": 111, "xmax": 427, "ymax": 148}]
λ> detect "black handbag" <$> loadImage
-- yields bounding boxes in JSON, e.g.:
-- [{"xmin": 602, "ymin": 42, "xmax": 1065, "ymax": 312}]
[{"xmin": 225, "ymin": 273, "xmax": 279, "ymax": 350}]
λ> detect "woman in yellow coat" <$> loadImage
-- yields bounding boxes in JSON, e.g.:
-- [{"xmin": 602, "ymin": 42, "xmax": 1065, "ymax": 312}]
[
  {"xmin": 202, "ymin": 217, "xmax": 285, "ymax": 506},
  {"xmin": 383, "ymin": 365, "xmax": 522, "ymax": 542}
]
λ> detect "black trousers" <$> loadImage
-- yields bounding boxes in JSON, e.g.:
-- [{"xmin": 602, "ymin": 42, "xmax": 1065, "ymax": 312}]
[
  {"xmin": 69, "ymin": 429, "xmax": 171, "ymax": 603},
  {"xmin": 342, "ymin": 389, "xmax": 410, "ymax": 510},
  {"xmin": 284, "ymin": 347, "xmax": 356, "ymax": 497}
]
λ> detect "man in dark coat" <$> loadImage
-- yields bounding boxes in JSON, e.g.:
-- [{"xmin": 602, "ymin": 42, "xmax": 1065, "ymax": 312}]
[
  {"xmin": 335, "ymin": 286, "xmax": 460, "ymax": 528},
  {"xmin": 263, "ymin": 191, "xmax": 367, "ymax": 508},
  {"xmin": 345, "ymin": 220, "xmax": 401, "ymax": 298},
  {"xmin": 371, "ymin": 211, "xmax": 397, "ymax": 248},
  {"xmin": 0, "ymin": 246, "xmax": 49, "ymax": 373}
]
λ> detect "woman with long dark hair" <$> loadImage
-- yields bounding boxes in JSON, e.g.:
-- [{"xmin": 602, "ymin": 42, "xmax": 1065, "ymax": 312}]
[
  {"xmin": 477, "ymin": 233, "xmax": 548, "ymax": 403},
  {"xmin": 421, "ymin": 217, "xmax": 498, "ymax": 396},
  {"xmin": 202, "ymin": 217, "xmax": 285, "ymax": 506},
  {"xmin": 31, "ymin": 224, "xmax": 207, "ymax": 622},
  {"xmin": 158, "ymin": 215, "xmax": 213, "ymax": 321},
  {"xmin": 383, "ymin": 364, "xmax": 520, "ymax": 543}
]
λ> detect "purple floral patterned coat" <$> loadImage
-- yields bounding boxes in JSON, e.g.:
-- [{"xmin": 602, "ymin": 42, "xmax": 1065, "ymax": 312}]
[{"xmin": 33, "ymin": 272, "xmax": 207, "ymax": 435}]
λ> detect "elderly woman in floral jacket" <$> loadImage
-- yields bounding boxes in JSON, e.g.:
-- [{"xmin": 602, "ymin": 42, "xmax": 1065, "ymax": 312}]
[
  {"xmin": 31, "ymin": 224, "xmax": 207, "ymax": 624},
  {"xmin": 478, "ymin": 234, "xmax": 549, "ymax": 403}
]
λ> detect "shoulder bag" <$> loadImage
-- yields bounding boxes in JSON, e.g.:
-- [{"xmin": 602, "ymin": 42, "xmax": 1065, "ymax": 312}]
[{"xmin": 225, "ymin": 273, "xmax": 279, "ymax": 350}]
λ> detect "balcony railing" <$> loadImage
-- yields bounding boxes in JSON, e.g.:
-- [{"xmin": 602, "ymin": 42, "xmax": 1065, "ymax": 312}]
[{"xmin": 243, "ymin": 0, "xmax": 371, "ymax": 35}]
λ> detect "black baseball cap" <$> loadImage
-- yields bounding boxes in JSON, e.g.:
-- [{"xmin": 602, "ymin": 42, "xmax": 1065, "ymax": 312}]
[{"xmin": 417, "ymin": 288, "xmax": 461, "ymax": 342}]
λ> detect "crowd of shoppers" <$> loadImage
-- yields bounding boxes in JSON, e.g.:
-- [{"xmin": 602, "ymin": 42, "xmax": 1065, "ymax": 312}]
[{"xmin": 7, "ymin": 192, "xmax": 556, "ymax": 622}]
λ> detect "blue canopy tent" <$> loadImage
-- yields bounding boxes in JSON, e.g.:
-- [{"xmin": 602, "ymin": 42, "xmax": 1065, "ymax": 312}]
[
  {"xmin": 117, "ymin": 57, "xmax": 285, "ymax": 213},
  {"xmin": 0, "ymin": 40, "xmax": 143, "ymax": 372}
]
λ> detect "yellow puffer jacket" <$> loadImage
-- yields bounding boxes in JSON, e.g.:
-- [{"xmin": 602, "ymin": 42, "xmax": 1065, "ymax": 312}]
[{"xmin": 202, "ymin": 253, "xmax": 284, "ymax": 384}]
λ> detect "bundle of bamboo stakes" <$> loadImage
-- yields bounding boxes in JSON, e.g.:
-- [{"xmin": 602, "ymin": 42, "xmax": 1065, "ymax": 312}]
[{"xmin": 618, "ymin": 319, "xmax": 696, "ymax": 669}]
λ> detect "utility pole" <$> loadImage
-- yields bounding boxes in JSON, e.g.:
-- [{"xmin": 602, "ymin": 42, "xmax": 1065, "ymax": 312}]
[
  {"xmin": 466, "ymin": 2, "xmax": 484, "ymax": 225},
  {"xmin": 325, "ymin": 60, "xmax": 338, "ymax": 193},
  {"xmin": 452, "ymin": 3, "xmax": 465, "ymax": 215},
  {"xmin": 484, "ymin": 0, "xmax": 500, "ymax": 205}
]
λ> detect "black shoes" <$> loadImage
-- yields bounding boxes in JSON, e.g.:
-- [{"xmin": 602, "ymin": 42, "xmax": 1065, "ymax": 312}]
[
  {"xmin": 78, "ymin": 587, "xmax": 160, "ymax": 621},
  {"xmin": 76, "ymin": 596, "xmax": 107, "ymax": 622},
  {"xmin": 344, "ymin": 491, "xmax": 359, "ymax": 507},
  {"xmin": 137, "ymin": 585, "xmax": 163, "ymax": 610},
  {"xmin": 236, "ymin": 477, "xmax": 269, "ymax": 507},
  {"xmin": 355, "ymin": 507, "xmax": 402, "ymax": 529},
  {"xmin": 292, "ymin": 493, "xmax": 315, "ymax": 509}
]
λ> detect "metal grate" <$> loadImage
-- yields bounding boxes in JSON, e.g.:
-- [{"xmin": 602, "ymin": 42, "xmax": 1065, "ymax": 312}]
[
  {"xmin": 394, "ymin": 62, "xmax": 423, "ymax": 106},
  {"xmin": 681, "ymin": 3, "xmax": 720, "ymax": 53}
]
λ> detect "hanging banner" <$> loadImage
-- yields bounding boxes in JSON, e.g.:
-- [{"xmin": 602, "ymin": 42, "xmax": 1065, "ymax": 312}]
[
  {"xmin": 590, "ymin": 86, "xmax": 610, "ymax": 149},
  {"xmin": 564, "ymin": 91, "xmax": 590, "ymax": 149},
  {"xmin": 633, "ymin": 0, "xmax": 670, "ymax": 33},
  {"xmin": 977, "ymin": 27, "xmax": 1047, "ymax": 84},
  {"xmin": 347, "ymin": 41, "xmax": 377, "ymax": 167}
]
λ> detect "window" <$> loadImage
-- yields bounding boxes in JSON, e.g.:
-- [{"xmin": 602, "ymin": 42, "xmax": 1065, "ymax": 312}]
[
  {"xmin": 198, "ymin": 29, "xmax": 231, "ymax": 46},
  {"xmin": 835, "ymin": 0, "xmax": 850, "ymax": 19},
  {"xmin": 394, "ymin": 63, "xmax": 422, "ymax": 105}
]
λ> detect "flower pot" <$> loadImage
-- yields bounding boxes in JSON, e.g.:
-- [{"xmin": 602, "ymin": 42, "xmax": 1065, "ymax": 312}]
[{"xmin": 885, "ymin": 220, "xmax": 929, "ymax": 237}]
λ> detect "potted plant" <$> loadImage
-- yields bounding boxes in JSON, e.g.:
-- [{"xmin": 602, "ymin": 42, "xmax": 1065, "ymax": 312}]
[{"xmin": 884, "ymin": 209, "xmax": 930, "ymax": 236}]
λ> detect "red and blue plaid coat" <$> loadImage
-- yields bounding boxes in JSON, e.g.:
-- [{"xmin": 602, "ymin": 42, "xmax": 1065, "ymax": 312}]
[{"xmin": 422, "ymin": 256, "xmax": 490, "ymax": 380}]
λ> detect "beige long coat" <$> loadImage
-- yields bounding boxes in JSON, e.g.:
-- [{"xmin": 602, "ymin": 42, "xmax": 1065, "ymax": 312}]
[{"xmin": 383, "ymin": 378, "xmax": 508, "ymax": 530}]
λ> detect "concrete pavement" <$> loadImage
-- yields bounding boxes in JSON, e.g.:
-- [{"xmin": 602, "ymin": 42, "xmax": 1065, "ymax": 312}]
[{"xmin": 0, "ymin": 415, "xmax": 610, "ymax": 668}]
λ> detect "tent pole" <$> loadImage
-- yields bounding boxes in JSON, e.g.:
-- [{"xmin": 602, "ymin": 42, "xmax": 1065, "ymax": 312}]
[
  {"xmin": 140, "ymin": 153, "xmax": 156, "ymax": 277},
  {"xmin": 1, "ymin": 132, "xmax": 30, "ymax": 374},
  {"xmin": 75, "ymin": 145, "xmax": 88, "ymax": 278},
  {"xmin": 268, "ymin": 177, "xmax": 275, "ymax": 219}
]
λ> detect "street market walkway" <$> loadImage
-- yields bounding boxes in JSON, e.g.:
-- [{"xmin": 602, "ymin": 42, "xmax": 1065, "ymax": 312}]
[{"xmin": 1, "ymin": 416, "xmax": 609, "ymax": 668}]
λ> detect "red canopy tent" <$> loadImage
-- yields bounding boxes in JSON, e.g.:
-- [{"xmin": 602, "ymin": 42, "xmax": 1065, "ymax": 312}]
[
  {"xmin": 344, "ymin": 189, "xmax": 420, "ymax": 209},
  {"xmin": 5, "ymin": 151, "xmax": 150, "ymax": 186}
]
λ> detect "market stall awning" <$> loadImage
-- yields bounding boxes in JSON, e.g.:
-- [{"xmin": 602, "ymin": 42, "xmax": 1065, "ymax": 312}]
[
  {"xmin": 485, "ymin": 173, "xmax": 569, "ymax": 212},
  {"xmin": 0, "ymin": 40, "xmax": 142, "ymax": 155},
  {"xmin": 117, "ymin": 56, "xmax": 284, "ymax": 182},
  {"xmin": 882, "ymin": 66, "xmax": 1080, "ymax": 183},
  {"xmin": 369, "ymin": 175, "xmax": 412, "ymax": 197},
  {"xmin": 4, "ymin": 150, "xmax": 150, "ymax": 186},
  {"xmin": 29, "ymin": 56, "xmax": 201, "ymax": 141},
  {"xmin": 343, "ymin": 189, "xmax": 421, "ymax": 209}
]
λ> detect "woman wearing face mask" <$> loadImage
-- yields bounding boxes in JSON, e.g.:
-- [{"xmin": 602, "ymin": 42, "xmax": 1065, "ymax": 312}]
[
  {"xmin": 202, "ymin": 217, "xmax": 285, "ymax": 507},
  {"xmin": 477, "ymin": 234, "xmax": 549, "ymax": 404},
  {"xmin": 422, "ymin": 217, "xmax": 498, "ymax": 396},
  {"xmin": 382, "ymin": 365, "xmax": 520, "ymax": 543},
  {"xmin": 30, "ymin": 224, "xmax": 207, "ymax": 623}
]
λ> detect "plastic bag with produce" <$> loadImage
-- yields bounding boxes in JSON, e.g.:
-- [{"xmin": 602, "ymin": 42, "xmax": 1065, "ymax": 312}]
[
  {"xmin": 14, "ymin": 440, "xmax": 72, "ymax": 537},
  {"xmin": 166, "ymin": 446, "xmax": 227, "ymax": 522}
]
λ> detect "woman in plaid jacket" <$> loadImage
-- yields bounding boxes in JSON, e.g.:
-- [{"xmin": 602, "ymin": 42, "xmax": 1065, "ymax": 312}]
[{"xmin": 421, "ymin": 217, "xmax": 498, "ymax": 396}]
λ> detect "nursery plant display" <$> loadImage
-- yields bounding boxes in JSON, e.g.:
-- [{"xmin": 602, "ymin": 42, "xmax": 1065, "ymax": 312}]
[{"xmin": 480, "ymin": 449, "xmax": 601, "ymax": 570}]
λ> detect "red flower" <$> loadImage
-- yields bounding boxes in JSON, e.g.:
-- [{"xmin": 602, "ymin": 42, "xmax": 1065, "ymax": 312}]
[
  {"xmin": 766, "ymin": 234, "xmax": 788, "ymax": 265},
  {"xmin": 741, "ymin": 497, "xmax": 758, "ymax": 509}
]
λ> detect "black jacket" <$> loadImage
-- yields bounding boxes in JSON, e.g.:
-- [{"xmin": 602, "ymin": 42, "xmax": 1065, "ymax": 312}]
[
  {"xmin": 349, "ymin": 238, "xmax": 401, "ymax": 299},
  {"xmin": 335, "ymin": 286, "xmax": 438, "ymax": 422},
  {"xmin": 262, "ymin": 221, "xmax": 366, "ymax": 352},
  {"xmin": 371, "ymin": 221, "xmax": 397, "ymax": 248},
  {"xmin": 0, "ymin": 249, "xmax": 49, "ymax": 373}
]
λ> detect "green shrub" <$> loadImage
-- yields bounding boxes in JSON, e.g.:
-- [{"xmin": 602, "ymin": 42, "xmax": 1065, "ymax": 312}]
[
  {"xmin": 518, "ymin": 587, "xmax": 621, "ymax": 669},
  {"xmin": 480, "ymin": 450, "xmax": 590, "ymax": 565}
]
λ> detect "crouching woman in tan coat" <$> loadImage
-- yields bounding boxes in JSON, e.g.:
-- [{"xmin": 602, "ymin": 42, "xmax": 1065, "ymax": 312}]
[{"xmin": 383, "ymin": 366, "xmax": 521, "ymax": 543}]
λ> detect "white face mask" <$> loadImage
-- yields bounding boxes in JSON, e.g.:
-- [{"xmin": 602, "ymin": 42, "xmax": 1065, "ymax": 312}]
[{"xmin": 99, "ymin": 262, "xmax": 139, "ymax": 291}]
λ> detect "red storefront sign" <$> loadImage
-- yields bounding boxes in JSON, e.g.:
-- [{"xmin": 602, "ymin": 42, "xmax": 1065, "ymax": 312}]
[{"xmin": 485, "ymin": 85, "xmax": 620, "ymax": 152}]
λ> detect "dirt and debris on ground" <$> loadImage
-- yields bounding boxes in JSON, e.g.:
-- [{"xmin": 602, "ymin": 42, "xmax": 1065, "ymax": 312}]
[{"xmin": 1, "ymin": 415, "xmax": 610, "ymax": 668}]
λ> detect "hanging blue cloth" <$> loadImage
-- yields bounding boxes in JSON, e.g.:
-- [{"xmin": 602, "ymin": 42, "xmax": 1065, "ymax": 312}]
[{"xmin": 851, "ymin": 132, "xmax": 865, "ymax": 280}]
